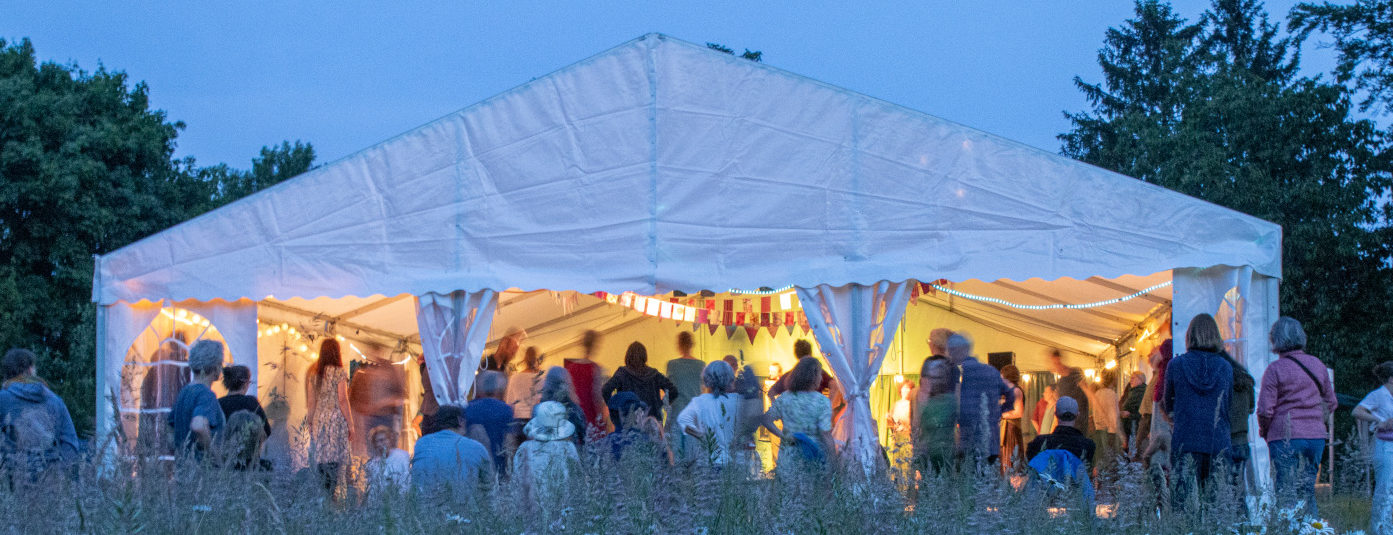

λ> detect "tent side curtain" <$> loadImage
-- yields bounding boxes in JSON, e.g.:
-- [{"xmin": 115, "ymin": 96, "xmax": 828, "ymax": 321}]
[
  {"xmin": 796, "ymin": 280, "xmax": 912, "ymax": 475},
  {"xmin": 1173, "ymin": 266, "xmax": 1280, "ymax": 501},
  {"xmin": 415, "ymin": 290, "xmax": 498, "ymax": 406}
]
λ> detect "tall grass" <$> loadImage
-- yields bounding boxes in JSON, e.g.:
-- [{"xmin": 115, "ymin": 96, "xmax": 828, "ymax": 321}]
[{"xmin": 0, "ymin": 438, "xmax": 1372, "ymax": 534}]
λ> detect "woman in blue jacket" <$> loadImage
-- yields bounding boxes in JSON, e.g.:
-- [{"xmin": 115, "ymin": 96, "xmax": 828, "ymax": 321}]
[{"xmin": 1162, "ymin": 314, "xmax": 1233, "ymax": 510}]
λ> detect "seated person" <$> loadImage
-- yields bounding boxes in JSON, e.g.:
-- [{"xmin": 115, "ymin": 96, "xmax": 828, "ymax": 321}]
[
  {"xmin": 410, "ymin": 405, "xmax": 494, "ymax": 501},
  {"xmin": 220, "ymin": 409, "xmax": 271, "ymax": 471},
  {"xmin": 1025, "ymin": 396, "xmax": 1095, "ymax": 503},
  {"xmin": 365, "ymin": 426, "xmax": 410, "ymax": 494},
  {"xmin": 602, "ymin": 392, "xmax": 671, "ymax": 464},
  {"xmin": 218, "ymin": 365, "xmax": 271, "ymax": 439}
]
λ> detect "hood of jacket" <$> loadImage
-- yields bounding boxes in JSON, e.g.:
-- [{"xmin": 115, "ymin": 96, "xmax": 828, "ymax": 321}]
[
  {"xmin": 618, "ymin": 366, "xmax": 658, "ymax": 381},
  {"xmin": 4, "ymin": 382, "xmax": 52, "ymax": 404},
  {"xmin": 1176, "ymin": 351, "xmax": 1228, "ymax": 394}
]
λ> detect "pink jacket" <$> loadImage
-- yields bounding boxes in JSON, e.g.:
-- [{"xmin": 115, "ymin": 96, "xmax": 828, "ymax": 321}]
[{"xmin": 1257, "ymin": 351, "xmax": 1336, "ymax": 441}]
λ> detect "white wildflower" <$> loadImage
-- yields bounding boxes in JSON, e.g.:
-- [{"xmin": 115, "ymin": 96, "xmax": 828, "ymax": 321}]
[{"xmin": 191, "ymin": 505, "xmax": 212, "ymax": 513}]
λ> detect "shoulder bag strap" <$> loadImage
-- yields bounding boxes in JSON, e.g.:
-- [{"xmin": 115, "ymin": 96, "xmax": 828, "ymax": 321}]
[{"xmin": 1282, "ymin": 354, "xmax": 1325, "ymax": 397}]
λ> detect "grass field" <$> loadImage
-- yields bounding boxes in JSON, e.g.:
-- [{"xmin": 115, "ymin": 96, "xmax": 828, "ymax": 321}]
[{"xmin": 0, "ymin": 442, "xmax": 1374, "ymax": 535}]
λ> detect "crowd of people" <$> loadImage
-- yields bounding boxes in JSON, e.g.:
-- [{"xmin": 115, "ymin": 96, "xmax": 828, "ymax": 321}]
[{"xmin": 2, "ymin": 313, "xmax": 1392, "ymax": 532}]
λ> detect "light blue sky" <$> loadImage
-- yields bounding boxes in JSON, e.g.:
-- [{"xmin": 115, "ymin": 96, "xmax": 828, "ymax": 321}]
[{"xmin": 5, "ymin": 1, "xmax": 1327, "ymax": 168}]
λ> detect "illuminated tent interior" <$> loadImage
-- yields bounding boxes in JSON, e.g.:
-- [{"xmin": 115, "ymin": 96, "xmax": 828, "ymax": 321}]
[{"xmin": 92, "ymin": 34, "xmax": 1281, "ymax": 478}]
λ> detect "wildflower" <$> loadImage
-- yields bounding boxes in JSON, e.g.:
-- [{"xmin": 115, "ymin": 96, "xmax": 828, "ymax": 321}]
[
  {"xmin": 191, "ymin": 505, "xmax": 212, "ymax": 513},
  {"xmin": 1305, "ymin": 519, "xmax": 1334, "ymax": 535},
  {"xmin": 445, "ymin": 514, "xmax": 470, "ymax": 525}
]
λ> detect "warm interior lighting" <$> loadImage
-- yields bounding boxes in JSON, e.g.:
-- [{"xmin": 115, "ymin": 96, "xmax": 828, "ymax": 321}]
[
  {"xmin": 1104, "ymin": 360, "xmax": 1117, "ymax": 370},
  {"xmin": 1020, "ymin": 374, "xmax": 1031, "ymax": 383},
  {"xmin": 893, "ymin": 374, "xmax": 904, "ymax": 384}
]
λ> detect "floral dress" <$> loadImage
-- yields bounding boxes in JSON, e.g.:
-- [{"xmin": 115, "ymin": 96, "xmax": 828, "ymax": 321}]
[
  {"xmin": 309, "ymin": 367, "xmax": 350, "ymax": 467},
  {"xmin": 767, "ymin": 391, "xmax": 833, "ymax": 469}
]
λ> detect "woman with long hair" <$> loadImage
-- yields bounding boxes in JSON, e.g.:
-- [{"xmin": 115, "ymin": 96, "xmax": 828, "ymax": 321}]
[
  {"xmin": 999, "ymin": 364, "xmax": 1026, "ymax": 473},
  {"xmin": 305, "ymin": 338, "xmax": 354, "ymax": 492},
  {"xmin": 538, "ymin": 366, "xmax": 588, "ymax": 445}
]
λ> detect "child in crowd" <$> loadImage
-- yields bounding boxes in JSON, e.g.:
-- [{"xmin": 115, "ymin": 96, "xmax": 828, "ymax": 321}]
[{"xmin": 364, "ymin": 426, "xmax": 410, "ymax": 495}]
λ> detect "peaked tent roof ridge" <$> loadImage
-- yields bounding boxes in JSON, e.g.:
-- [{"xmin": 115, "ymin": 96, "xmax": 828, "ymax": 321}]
[{"xmin": 94, "ymin": 33, "xmax": 1281, "ymax": 305}]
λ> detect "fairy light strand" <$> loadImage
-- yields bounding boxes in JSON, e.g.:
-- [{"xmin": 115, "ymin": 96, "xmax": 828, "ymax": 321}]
[{"xmin": 928, "ymin": 281, "xmax": 1172, "ymax": 310}]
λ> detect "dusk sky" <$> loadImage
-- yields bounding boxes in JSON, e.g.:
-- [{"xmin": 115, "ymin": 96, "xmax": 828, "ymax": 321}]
[{"xmin": 6, "ymin": 1, "xmax": 1329, "ymax": 169}]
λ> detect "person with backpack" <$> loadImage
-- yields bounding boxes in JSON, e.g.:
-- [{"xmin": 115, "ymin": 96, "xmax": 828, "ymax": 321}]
[
  {"xmin": 0, "ymin": 348, "xmax": 80, "ymax": 470},
  {"xmin": 1257, "ymin": 317, "xmax": 1337, "ymax": 517}
]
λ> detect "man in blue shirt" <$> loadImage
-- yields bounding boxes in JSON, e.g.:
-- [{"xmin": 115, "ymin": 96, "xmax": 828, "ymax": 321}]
[
  {"xmin": 465, "ymin": 371, "xmax": 515, "ymax": 475},
  {"xmin": 950, "ymin": 334, "xmax": 1015, "ymax": 464},
  {"xmin": 412, "ymin": 404, "xmax": 495, "ymax": 501},
  {"xmin": 168, "ymin": 340, "xmax": 227, "ymax": 458}
]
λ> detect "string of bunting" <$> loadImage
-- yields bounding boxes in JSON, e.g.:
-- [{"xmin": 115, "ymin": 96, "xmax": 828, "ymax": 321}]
[{"xmin": 590, "ymin": 291, "xmax": 811, "ymax": 341}]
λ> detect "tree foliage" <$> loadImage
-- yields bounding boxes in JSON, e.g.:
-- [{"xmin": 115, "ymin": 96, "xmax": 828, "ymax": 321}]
[
  {"xmin": 1290, "ymin": 0, "xmax": 1393, "ymax": 114},
  {"xmin": 0, "ymin": 38, "xmax": 314, "ymax": 433},
  {"xmin": 705, "ymin": 42, "xmax": 763, "ymax": 62},
  {"xmin": 1063, "ymin": 0, "xmax": 1393, "ymax": 397}
]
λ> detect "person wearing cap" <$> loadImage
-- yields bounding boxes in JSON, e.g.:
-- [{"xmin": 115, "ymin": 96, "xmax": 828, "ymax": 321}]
[
  {"xmin": 513, "ymin": 400, "xmax": 580, "ymax": 511},
  {"xmin": 410, "ymin": 405, "xmax": 494, "ymax": 501},
  {"xmin": 602, "ymin": 391, "xmax": 670, "ymax": 464},
  {"xmin": 168, "ymin": 340, "xmax": 227, "ymax": 458},
  {"xmin": 1025, "ymin": 395, "xmax": 1096, "ymax": 468}
]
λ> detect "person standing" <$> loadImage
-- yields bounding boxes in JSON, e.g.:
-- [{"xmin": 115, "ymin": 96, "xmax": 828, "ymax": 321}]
[
  {"xmin": 1119, "ymin": 371, "xmax": 1146, "ymax": 453},
  {"xmin": 505, "ymin": 346, "xmax": 545, "ymax": 452},
  {"xmin": 217, "ymin": 365, "xmax": 271, "ymax": 440},
  {"xmin": 1089, "ymin": 372, "xmax": 1120, "ymax": 473},
  {"xmin": 953, "ymin": 334, "xmax": 1014, "ymax": 466},
  {"xmin": 762, "ymin": 357, "xmax": 836, "ymax": 475},
  {"xmin": 913, "ymin": 357, "xmax": 959, "ymax": 475},
  {"xmin": 767, "ymin": 340, "xmax": 836, "ymax": 400},
  {"xmin": 1049, "ymin": 349, "xmax": 1091, "ymax": 434},
  {"xmin": 482, "ymin": 327, "xmax": 525, "ymax": 373},
  {"xmin": 347, "ymin": 350, "xmax": 405, "ymax": 457},
  {"xmin": 464, "ymin": 371, "xmax": 515, "ymax": 476},
  {"xmin": 666, "ymin": 332, "xmax": 704, "ymax": 463},
  {"xmin": 1033, "ymin": 385, "xmax": 1057, "ymax": 435},
  {"xmin": 0, "ymin": 348, "xmax": 80, "ymax": 469},
  {"xmin": 1163, "ymin": 314, "xmax": 1233, "ymax": 510},
  {"xmin": 999, "ymin": 365, "xmax": 1026, "ymax": 473},
  {"xmin": 169, "ymin": 340, "xmax": 228, "ymax": 459},
  {"xmin": 1353, "ymin": 361, "xmax": 1393, "ymax": 535},
  {"xmin": 564, "ymin": 330, "xmax": 609, "ymax": 438},
  {"xmin": 1257, "ymin": 317, "xmax": 1336, "ymax": 517},
  {"xmin": 601, "ymin": 342, "xmax": 678, "ymax": 424},
  {"xmin": 1217, "ymin": 350, "xmax": 1256, "ymax": 513},
  {"xmin": 676, "ymin": 361, "xmax": 739, "ymax": 467},
  {"xmin": 306, "ymin": 339, "xmax": 354, "ymax": 492}
]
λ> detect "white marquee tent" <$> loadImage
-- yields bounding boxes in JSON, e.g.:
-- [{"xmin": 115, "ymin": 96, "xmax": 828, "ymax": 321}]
[{"xmin": 91, "ymin": 34, "xmax": 1282, "ymax": 478}]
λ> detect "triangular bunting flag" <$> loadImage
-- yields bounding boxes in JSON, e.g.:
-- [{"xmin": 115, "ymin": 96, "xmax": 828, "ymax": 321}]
[
  {"xmin": 708, "ymin": 323, "xmax": 720, "ymax": 336},
  {"xmin": 724, "ymin": 325, "xmax": 738, "ymax": 339},
  {"xmin": 744, "ymin": 326, "xmax": 760, "ymax": 341}
]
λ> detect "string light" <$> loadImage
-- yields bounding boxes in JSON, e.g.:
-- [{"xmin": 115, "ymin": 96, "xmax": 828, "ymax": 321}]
[
  {"xmin": 928, "ymin": 281, "xmax": 1172, "ymax": 310},
  {"xmin": 729, "ymin": 285, "xmax": 795, "ymax": 295}
]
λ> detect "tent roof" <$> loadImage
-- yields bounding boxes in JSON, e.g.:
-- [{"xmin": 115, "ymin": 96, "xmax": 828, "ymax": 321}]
[{"xmin": 93, "ymin": 33, "xmax": 1281, "ymax": 305}]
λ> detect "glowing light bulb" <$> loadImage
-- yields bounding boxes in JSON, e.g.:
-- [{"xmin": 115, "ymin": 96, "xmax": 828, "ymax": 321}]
[
  {"xmin": 1104, "ymin": 360, "xmax": 1117, "ymax": 370},
  {"xmin": 1021, "ymin": 374, "xmax": 1031, "ymax": 383},
  {"xmin": 335, "ymin": 335, "xmax": 345, "ymax": 342},
  {"xmin": 298, "ymin": 344, "xmax": 308, "ymax": 352},
  {"xmin": 894, "ymin": 374, "xmax": 904, "ymax": 384}
]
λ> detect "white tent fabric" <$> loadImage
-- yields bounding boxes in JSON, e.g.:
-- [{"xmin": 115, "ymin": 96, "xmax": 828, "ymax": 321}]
[
  {"xmin": 92, "ymin": 34, "xmax": 1280, "ymax": 306},
  {"xmin": 415, "ymin": 290, "xmax": 498, "ymax": 406},
  {"xmin": 95, "ymin": 301, "xmax": 163, "ymax": 448},
  {"xmin": 797, "ymin": 281, "xmax": 912, "ymax": 475},
  {"xmin": 183, "ymin": 300, "xmax": 259, "ymax": 394}
]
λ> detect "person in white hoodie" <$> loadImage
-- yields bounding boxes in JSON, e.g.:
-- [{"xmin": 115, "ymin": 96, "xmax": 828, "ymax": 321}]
[{"xmin": 513, "ymin": 400, "xmax": 580, "ymax": 511}]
